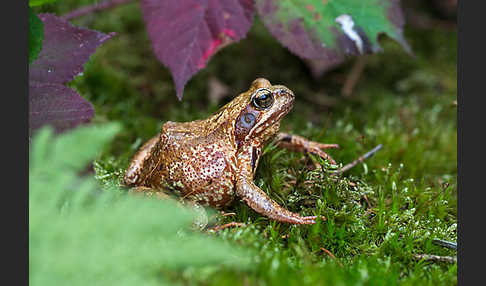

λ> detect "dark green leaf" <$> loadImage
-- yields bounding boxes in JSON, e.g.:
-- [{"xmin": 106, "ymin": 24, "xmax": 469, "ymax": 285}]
[
  {"xmin": 29, "ymin": 0, "xmax": 58, "ymax": 7},
  {"xmin": 29, "ymin": 8, "xmax": 43, "ymax": 64}
]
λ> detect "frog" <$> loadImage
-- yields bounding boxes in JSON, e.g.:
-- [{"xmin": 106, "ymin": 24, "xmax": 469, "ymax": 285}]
[{"xmin": 123, "ymin": 78, "xmax": 339, "ymax": 225}]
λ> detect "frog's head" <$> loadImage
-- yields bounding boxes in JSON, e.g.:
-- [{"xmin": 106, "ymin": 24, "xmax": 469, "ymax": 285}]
[{"xmin": 232, "ymin": 78, "xmax": 295, "ymax": 146}]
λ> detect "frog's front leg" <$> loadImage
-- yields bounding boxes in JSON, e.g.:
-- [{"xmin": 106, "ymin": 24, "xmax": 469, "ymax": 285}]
[
  {"xmin": 236, "ymin": 177, "xmax": 320, "ymax": 224},
  {"xmin": 236, "ymin": 148, "xmax": 324, "ymax": 224},
  {"xmin": 276, "ymin": 132, "xmax": 339, "ymax": 164}
]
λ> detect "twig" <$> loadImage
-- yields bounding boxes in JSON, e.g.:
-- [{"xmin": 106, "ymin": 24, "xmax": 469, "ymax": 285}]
[
  {"xmin": 320, "ymin": 247, "xmax": 343, "ymax": 267},
  {"xmin": 341, "ymin": 56, "xmax": 368, "ymax": 97},
  {"xmin": 221, "ymin": 212, "xmax": 237, "ymax": 217},
  {"xmin": 432, "ymin": 239, "xmax": 457, "ymax": 250},
  {"xmin": 207, "ymin": 222, "xmax": 245, "ymax": 233},
  {"xmin": 362, "ymin": 194, "xmax": 372, "ymax": 208},
  {"xmin": 208, "ymin": 211, "xmax": 236, "ymax": 221},
  {"xmin": 413, "ymin": 254, "xmax": 457, "ymax": 263},
  {"xmin": 331, "ymin": 144, "xmax": 383, "ymax": 175},
  {"xmin": 62, "ymin": 0, "xmax": 134, "ymax": 21}
]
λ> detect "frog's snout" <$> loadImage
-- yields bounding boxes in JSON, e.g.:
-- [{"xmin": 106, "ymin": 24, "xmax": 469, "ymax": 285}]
[
  {"xmin": 284, "ymin": 91, "xmax": 294, "ymax": 103},
  {"xmin": 286, "ymin": 89, "xmax": 295, "ymax": 100},
  {"xmin": 286, "ymin": 89, "xmax": 295, "ymax": 98},
  {"xmin": 278, "ymin": 87, "xmax": 295, "ymax": 107},
  {"xmin": 272, "ymin": 85, "xmax": 294, "ymax": 99}
]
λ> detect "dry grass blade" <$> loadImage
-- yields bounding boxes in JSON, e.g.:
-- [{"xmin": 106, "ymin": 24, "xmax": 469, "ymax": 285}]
[
  {"xmin": 331, "ymin": 144, "xmax": 383, "ymax": 175},
  {"xmin": 320, "ymin": 247, "xmax": 344, "ymax": 267}
]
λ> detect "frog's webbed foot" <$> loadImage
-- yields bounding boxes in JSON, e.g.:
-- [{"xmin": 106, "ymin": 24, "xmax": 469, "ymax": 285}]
[
  {"xmin": 276, "ymin": 132, "xmax": 338, "ymax": 164},
  {"xmin": 236, "ymin": 177, "xmax": 325, "ymax": 224}
]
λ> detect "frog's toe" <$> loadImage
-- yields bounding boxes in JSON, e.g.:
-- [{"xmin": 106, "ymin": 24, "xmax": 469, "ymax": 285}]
[
  {"xmin": 276, "ymin": 133, "xmax": 338, "ymax": 164},
  {"xmin": 298, "ymin": 215, "xmax": 326, "ymax": 224},
  {"xmin": 313, "ymin": 142, "xmax": 339, "ymax": 150}
]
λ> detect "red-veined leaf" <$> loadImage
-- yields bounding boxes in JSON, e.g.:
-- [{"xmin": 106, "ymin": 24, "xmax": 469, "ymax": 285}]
[{"xmin": 140, "ymin": 0, "xmax": 254, "ymax": 99}]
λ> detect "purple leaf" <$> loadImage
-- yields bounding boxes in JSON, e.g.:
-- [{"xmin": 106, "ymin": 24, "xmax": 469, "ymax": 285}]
[
  {"xmin": 30, "ymin": 14, "xmax": 114, "ymax": 84},
  {"xmin": 29, "ymin": 82, "xmax": 94, "ymax": 134},
  {"xmin": 140, "ymin": 0, "xmax": 254, "ymax": 100},
  {"xmin": 29, "ymin": 14, "xmax": 114, "ymax": 134}
]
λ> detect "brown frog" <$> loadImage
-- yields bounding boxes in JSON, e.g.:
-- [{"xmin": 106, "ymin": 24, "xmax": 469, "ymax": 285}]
[{"xmin": 123, "ymin": 78, "xmax": 339, "ymax": 224}]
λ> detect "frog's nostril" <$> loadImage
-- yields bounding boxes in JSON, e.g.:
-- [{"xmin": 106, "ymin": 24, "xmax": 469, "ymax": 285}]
[{"xmin": 279, "ymin": 89, "xmax": 294, "ymax": 99}]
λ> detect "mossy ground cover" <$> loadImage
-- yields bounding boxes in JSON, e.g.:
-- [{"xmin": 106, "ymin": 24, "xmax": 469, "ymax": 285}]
[{"xmin": 35, "ymin": 1, "xmax": 457, "ymax": 285}]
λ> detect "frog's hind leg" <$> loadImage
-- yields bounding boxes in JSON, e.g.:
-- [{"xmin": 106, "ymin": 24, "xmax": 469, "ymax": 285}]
[
  {"xmin": 276, "ymin": 132, "xmax": 339, "ymax": 164},
  {"xmin": 124, "ymin": 134, "xmax": 161, "ymax": 186}
]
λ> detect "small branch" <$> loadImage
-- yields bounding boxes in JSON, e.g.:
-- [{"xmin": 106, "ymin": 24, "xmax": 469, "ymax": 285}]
[
  {"xmin": 207, "ymin": 222, "xmax": 246, "ymax": 233},
  {"xmin": 331, "ymin": 144, "xmax": 383, "ymax": 175},
  {"xmin": 62, "ymin": 0, "xmax": 134, "ymax": 21},
  {"xmin": 414, "ymin": 254, "xmax": 457, "ymax": 263},
  {"xmin": 208, "ymin": 211, "xmax": 236, "ymax": 221},
  {"xmin": 341, "ymin": 56, "xmax": 368, "ymax": 97}
]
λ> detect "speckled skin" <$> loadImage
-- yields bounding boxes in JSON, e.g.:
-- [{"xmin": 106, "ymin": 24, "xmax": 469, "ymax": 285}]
[{"xmin": 124, "ymin": 78, "xmax": 332, "ymax": 224}]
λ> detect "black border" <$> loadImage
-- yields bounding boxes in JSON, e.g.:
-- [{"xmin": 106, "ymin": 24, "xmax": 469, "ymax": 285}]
[
  {"xmin": 6, "ymin": 0, "xmax": 29, "ymax": 285},
  {"xmin": 458, "ymin": 0, "xmax": 484, "ymax": 285}
]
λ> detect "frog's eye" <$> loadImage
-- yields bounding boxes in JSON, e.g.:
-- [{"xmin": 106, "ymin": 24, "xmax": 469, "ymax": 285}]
[{"xmin": 252, "ymin": 89, "xmax": 274, "ymax": 110}]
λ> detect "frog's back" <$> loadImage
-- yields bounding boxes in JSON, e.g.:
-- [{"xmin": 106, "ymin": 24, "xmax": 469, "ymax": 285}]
[
  {"xmin": 146, "ymin": 121, "xmax": 238, "ymax": 207},
  {"xmin": 123, "ymin": 121, "xmax": 211, "ymax": 187}
]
